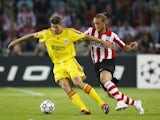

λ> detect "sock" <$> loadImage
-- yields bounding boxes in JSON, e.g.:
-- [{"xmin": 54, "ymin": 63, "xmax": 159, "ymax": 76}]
[
  {"xmin": 104, "ymin": 81, "xmax": 122, "ymax": 101},
  {"xmin": 119, "ymin": 92, "xmax": 135, "ymax": 105},
  {"xmin": 67, "ymin": 90, "xmax": 89, "ymax": 111},
  {"xmin": 83, "ymin": 84, "xmax": 105, "ymax": 106}
]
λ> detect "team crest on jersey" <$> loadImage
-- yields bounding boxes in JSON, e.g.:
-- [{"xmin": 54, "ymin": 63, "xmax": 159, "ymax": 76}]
[{"xmin": 64, "ymin": 40, "xmax": 68, "ymax": 44}]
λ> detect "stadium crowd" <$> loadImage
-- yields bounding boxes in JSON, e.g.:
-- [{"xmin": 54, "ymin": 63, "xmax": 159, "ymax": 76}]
[{"xmin": 0, "ymin": 0, "xmax": 160, "ymax": 56}]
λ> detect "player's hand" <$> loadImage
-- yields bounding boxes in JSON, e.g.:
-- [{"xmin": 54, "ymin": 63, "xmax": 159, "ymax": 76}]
[
  {"xmin": 130, "ymin": 41, "xmax": 138, "ymax": 50},
  {"xmin": 103, "ymin": 41, "xmax": 114, "ymax": 49},
  {"xmin": 8, "ymin": 40, "xmax": 18, "ymax": 49}
]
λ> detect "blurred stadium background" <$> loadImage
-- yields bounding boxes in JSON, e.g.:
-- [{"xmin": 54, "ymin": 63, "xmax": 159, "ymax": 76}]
[{"xmin": 0, "ymin": 0, "xmax": 160, "ymax": 88}]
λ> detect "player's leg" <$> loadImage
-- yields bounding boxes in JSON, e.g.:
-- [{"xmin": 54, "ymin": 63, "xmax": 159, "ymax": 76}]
[
  {"xmin": 110, "ymin": 78, "xmax": 136, "ymax": 104},
  {"xmin": 72, "ymin": 77, "xmax": 110, "ymax": 114},
  {"xmin": 105, "ymin": 78, "xmax": 144, "ymax": 114},
  {"xmin": 100, "ymin": 70, "xmax": 128, "ymax": 110},
  {"xmin": 108, "ymin": 78, "xmax": 136, "ymax": 104},
  {"xmin": 119, "ymin": 92, "xmax": 144, "ymax": 114},
  {"xmin": 111, "ymin": 78, "xmax": 144, "ymax": 114},
  {"xmin": 57, "ymin": 78, "xmax": 90, "ymax": 115},
  {"xmin": 95, "ymin": 59, "xmax": 127, "ymax": 110},
  {"xmin": 54, "ymin": 61, "xmax": 90, "ymax": 115},
  {"xmin": 68, "ymin": 58, "xmax": 109, "ymax": 114}
]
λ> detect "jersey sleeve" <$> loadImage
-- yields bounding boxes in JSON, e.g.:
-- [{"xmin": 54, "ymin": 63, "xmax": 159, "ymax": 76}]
[
  {"xmin": 84, "ymin": 27, "xmax": 92, "ymax": 35},
  {"xmin": 34, "ymin": 30, "xmax": 47, "ymax": 42},
  {"xmin": 69, "ymin": 28, "xmax": 85, "ymax": 42},
  {"xmin": 112, "ymin": 32, "xmax": 126, "ymax": 48}
]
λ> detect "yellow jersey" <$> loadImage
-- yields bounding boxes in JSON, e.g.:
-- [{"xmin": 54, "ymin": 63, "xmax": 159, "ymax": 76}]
[{"xmin": 34, "ymin": 28, "xmax": 85, "ymax": 63}]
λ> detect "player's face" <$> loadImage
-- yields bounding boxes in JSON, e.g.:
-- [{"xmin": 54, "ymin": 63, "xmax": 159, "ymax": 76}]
[
  {"xmin": 93, "ymin": 18, "xmax": 106, "ymax": 33},
  {"xmin": 51, "ymin": 23, "xmax": 63, "ymax": 35}
]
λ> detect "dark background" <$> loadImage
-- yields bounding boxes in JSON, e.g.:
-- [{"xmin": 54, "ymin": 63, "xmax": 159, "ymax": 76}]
[{"xmin": 0, "ymin": 55, "xmax": 136, "ymax": 87}]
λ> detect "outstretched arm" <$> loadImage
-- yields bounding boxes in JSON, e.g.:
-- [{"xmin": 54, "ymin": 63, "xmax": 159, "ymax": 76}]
[
  {"xmin": 8, "ymin": 33, "xmax": 36, "ymax": 49},
  {"xmin": 122, "ymin": 41, "xmax": 138, "ymax": 52},
  {"xmin": 85, "ymin": 34, "xmax": 113, "ymax": 49}
]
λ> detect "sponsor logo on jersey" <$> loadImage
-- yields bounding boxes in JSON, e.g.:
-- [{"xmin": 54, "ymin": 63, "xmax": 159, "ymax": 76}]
[
  {"xmin": 91, "ymin": 41, "xmax": 103, "ymax": 47},
  {"xmin": 51, "ymin": 45, "xmax": 65, "ymax": 51}
]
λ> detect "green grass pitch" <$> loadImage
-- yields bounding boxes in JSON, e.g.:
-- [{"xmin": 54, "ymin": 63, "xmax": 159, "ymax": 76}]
[{"xmin": 0, "ymin": 87, "xmax": 159, "ymax": 120}]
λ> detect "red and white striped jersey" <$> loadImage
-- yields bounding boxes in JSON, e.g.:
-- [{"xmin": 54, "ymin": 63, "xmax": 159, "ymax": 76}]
[{"xmin": 84, "ymin": 27, "xmax": 126, "ymax": 63}]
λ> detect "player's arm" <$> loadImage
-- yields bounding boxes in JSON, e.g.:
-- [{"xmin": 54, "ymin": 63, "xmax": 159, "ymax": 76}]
[
  {"xmin": 8, "ymin": 33, "xmax": 37, "ymax": 49},
  {"xmin": 113, "ymin": 32, "xmax": 137, "ymax": 52},
  {"xmin": 122, "ymin": 41, "xmax": 138, "ymax": 52},
  {"xmin": 85, "ymin": 34, "xmax": 113, "ymax": 49}
]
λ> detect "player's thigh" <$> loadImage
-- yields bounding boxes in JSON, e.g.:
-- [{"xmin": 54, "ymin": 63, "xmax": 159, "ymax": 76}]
[
  {"xmin": 53, "ymin": 63, "xmax": 70, "ymax": 82},
  {"xmin": 99, "ymin": 59, "xmax": 115, "ymax": 74},
  {"xmin": 67, "ymin": 58, "xmax": 86, "ymax": 80}
]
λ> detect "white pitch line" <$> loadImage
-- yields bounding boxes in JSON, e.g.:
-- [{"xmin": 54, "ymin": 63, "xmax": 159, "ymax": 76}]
[
  {"xmin": 0, "ymin": 94, "xmax": 31, "ymax": 96},
  {"xmin": 5, "ymin": 87, "xmax": 44, "ymax": 96}
]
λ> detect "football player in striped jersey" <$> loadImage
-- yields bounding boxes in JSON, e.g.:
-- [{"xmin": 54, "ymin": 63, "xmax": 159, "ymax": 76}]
[{"xmin": 84, "ymin": 13, "xmax": 144, "ymax": 114}]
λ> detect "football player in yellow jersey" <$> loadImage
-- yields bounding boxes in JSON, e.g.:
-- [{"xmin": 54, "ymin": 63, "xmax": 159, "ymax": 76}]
[{"xmin": 8, "ymin": 16, "xmax": 112, "ymax": 115}]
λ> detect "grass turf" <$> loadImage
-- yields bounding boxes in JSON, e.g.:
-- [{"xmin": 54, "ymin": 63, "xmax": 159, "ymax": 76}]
[{"xmin": 0, "ymin": 87, "xmax": 159, "ymax": 120}]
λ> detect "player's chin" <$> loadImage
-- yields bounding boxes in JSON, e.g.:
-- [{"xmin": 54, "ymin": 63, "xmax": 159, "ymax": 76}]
[{"xmin": 96, "ymin": 29, "xmax": 101, "ymax": 32}]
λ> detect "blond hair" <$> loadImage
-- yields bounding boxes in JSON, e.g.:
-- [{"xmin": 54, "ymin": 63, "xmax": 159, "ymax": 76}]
[{"xmin": 94, "ymin": 12, "xmax": 108, "ymax": 25}]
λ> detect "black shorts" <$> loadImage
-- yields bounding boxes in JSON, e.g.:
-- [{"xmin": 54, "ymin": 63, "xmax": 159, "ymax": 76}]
[
  {"xmin": 94, "ymin": 59, "xmax": 115, "ymax": 76},
  {"xmin": 94, "ymin": 59, "xmax": 117, "ymax": 91}
]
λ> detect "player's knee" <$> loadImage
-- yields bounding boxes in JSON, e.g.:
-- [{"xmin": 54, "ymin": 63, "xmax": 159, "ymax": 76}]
[
  {"xmin": 73, "ymin": 81, "xmax": 83, "ymax": 88},
  {"xmin": 61, "ymin": 83, "xmax": 69, "ymax": 89},
  {"xmin": 61, "ymin": 83, "xmax": 72, "ymax": 93},
  {"xmin": 72, "ymin": 77, "xmax": 84, "ymax": 88},
  {"xmin": 58, "ymin": 79, "xmax": 70, "ymax": 90},
  {"xmin": 100, "ymin": 76, "xmax": 111, "ymax": 85},
  {"xmin": 100, "ymin": 71, "xmax": 112, "ymax": 85}
]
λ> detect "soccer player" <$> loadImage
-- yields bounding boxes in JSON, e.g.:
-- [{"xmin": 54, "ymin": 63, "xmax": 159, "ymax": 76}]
[
  {"xmin": 84, "ymin": 13, "xmax": 144, "ymax": 114},
  {"xmin": 8, "ymin": 16, "xmax": 111, "ymax": 115}
]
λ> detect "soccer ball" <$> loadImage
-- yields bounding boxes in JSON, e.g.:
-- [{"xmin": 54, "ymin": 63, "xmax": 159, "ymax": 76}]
[{"xmin": 40, "ymin": 100, "xmax": 55, "ymax": 114}]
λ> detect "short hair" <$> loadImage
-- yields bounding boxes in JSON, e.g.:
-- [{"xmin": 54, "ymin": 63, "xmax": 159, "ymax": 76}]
[
  {"xmin": 94, "ymin": 12, "xmax": 108, "ymax": 24},
  {"xmin": 49, "ymin": 16, "xmax": 62, "ymax": 25}
]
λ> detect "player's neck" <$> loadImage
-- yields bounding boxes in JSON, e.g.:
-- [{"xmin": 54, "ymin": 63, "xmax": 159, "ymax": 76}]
[
  {"xmin": 98, "ymin": 28, "xmax": 106, "ymax": 34},
  {"xmin": 53, "ymin": 29, "xmax": 63, "ymax": 35}
]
